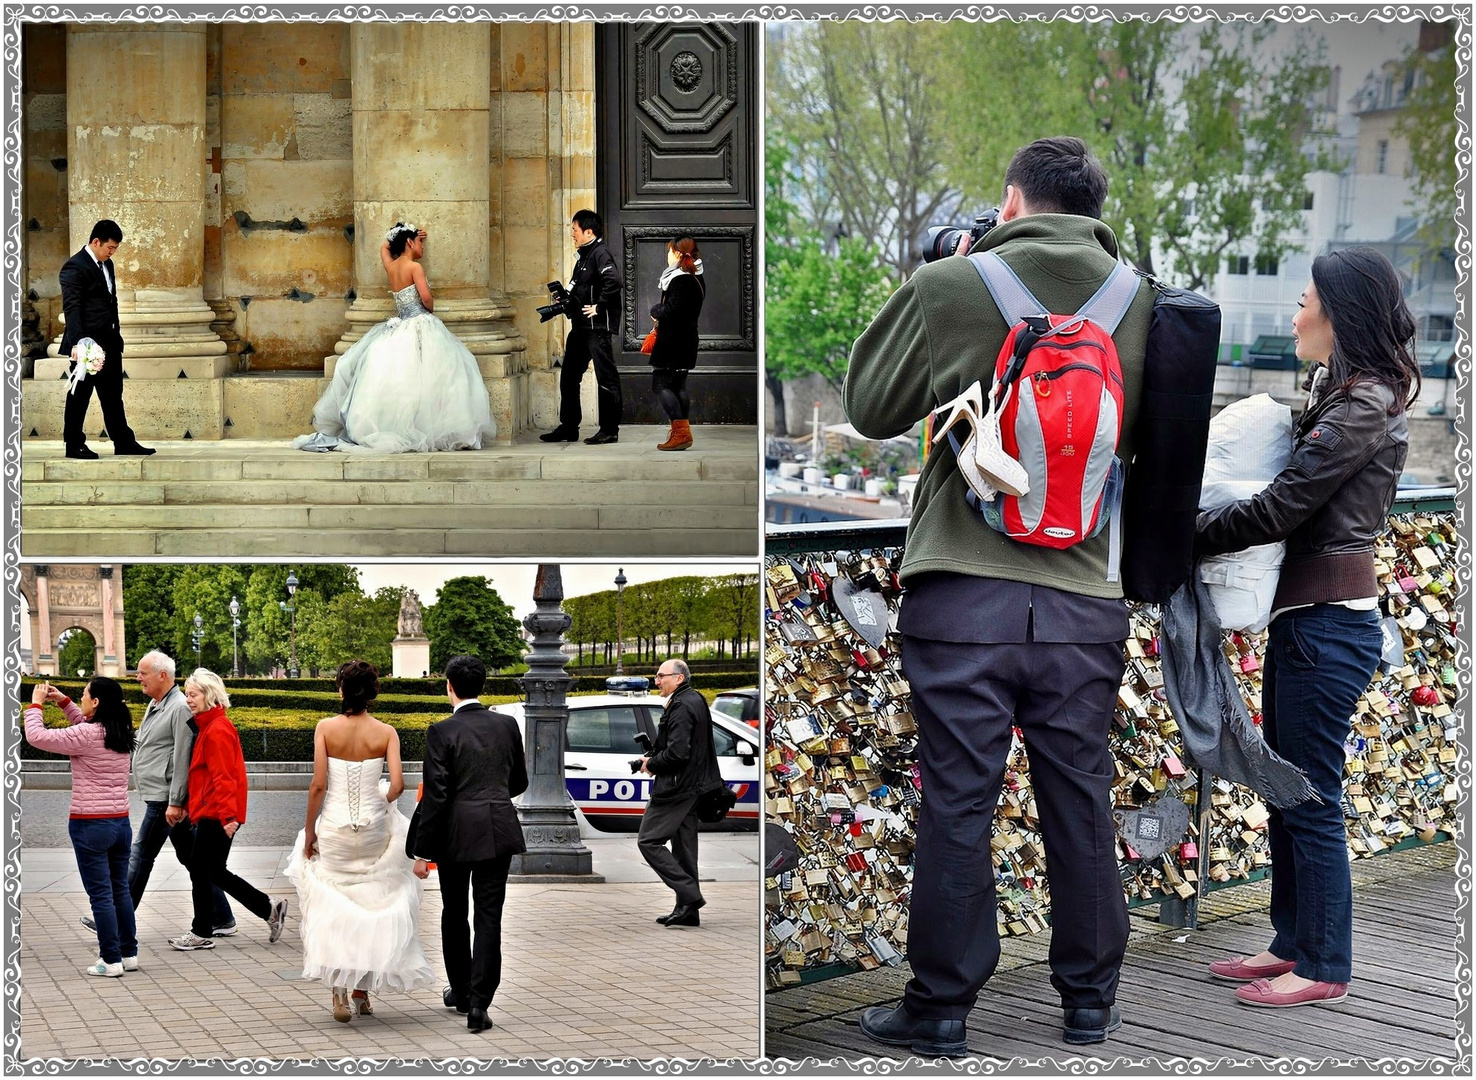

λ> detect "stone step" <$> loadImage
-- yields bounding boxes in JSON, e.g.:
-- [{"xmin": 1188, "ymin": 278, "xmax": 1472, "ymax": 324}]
[
  {"xmin": 34, "ymin": 355, "xmax": 237, "ymax": 381},
  {"xmin": 21, "ymin": 527, "xmax": 754, "ymax": 557}
]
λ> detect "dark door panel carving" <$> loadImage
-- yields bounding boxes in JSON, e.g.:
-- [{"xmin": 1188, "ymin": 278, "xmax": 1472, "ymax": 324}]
[{"xmin": 598, "ymin": 21, "xmax": 757, "ymax": 424}]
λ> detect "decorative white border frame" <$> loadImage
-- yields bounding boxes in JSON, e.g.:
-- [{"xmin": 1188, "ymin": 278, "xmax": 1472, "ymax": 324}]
[{"xmin": 2, "ymin": 2, "xmax": 1469, "ymax": 1074}]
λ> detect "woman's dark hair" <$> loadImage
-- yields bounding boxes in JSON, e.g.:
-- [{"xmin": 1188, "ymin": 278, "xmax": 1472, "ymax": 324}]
[
  {"xmin": 86, "ymin": 677, "xmax": 135, "ymax": 755},
  {"xmin": 336, "ymin": 660, "xmax": 380, "ymax": 715},
  {"xmin": 388, "ymin": 223, "xmax": 417, "ymax": 259},
  {"xmin": 669, "ymin": 236, "xmax": 701, "ymax": 274},
  {"xmin": 1310, "ymin": 246, "xmax": 1421, "ymax": 413}
]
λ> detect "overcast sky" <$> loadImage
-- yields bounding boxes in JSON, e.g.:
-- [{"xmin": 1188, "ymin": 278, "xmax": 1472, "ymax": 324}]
[{"xmin": 19, "ymin": 561, "xmax": 758, "ymax": 650}]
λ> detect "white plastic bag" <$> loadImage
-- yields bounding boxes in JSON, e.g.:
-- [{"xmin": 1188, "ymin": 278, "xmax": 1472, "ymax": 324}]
[{"xmin": 1198, "ymin": 394, "xmax": 1294, "ymax": 633}]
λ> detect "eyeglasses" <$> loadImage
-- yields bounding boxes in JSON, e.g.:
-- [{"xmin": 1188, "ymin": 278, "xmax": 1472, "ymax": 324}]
[{"xmin": 653, "ymin": 672, "xmax": 674, "ymax": 681}]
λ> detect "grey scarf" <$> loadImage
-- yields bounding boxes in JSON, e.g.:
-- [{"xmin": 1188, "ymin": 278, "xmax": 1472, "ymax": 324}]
[{"xmin": 1159, "ymin": 573, "xmax": 1319, "ymax": 808}]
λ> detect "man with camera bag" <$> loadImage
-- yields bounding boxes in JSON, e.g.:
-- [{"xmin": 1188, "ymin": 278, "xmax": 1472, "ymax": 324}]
[
  {"xmin": 540, "ymin": 209, "xmax": 623, "ymax": 445},
  {"xmin": 637, "ymin": 659, "xmax": 723, "ymax": 928},
  {"xmin": 844, "ymin": 137, "xmax": 1161, "ymax": 1056}
]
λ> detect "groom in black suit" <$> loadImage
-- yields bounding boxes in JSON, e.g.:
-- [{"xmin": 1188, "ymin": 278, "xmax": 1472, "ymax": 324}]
[
  {"xmin": 59, "ymin": 219, "xmax": 153, "ymax": 459},
  {"xmin": 409, "ymin": 654, "xmax": 528, "ymax": 1033}
]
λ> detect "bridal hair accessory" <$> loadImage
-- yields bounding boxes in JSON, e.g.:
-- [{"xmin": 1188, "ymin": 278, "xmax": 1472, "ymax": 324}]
[
  {"xmin": 386, "ymin": 222, "xmax": 419, "ymax": 243},
  {"xmin": 932, "ymin": 379, "xmax": 1030, "ymax": 501},
  {"xmin": 66, "ymin": 337, "xmax": 106, "ymax": 395}
]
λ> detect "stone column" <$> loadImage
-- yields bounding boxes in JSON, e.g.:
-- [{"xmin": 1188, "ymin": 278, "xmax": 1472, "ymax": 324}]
[
  {"xmin": 334, "ymin": 24, "xmax": 527, "ymax": 439},
  {"xmin": 98, "ymin": 566, "xmax": 118, "ymax": 676},
  {"xmin": 35, "ymin": 567, "xmax": 54, "ymax": 676},
  {"xmin": 46, "ymin": 25, "xmax": 228, "ymax": 383}
]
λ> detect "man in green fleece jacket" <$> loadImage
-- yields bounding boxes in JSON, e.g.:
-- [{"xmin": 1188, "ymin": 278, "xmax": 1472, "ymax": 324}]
[{"xmin": 846, "ymin": 137, "xmax": 1154, "ymax": 1056}]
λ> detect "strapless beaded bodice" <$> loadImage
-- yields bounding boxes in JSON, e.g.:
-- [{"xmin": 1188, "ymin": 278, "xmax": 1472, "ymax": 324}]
[{"xmin": 391, "ymin": 283, "xmax": 428, "ymax": 320}]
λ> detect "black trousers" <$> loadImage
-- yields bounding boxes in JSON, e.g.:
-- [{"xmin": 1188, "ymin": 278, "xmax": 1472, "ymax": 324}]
[
  {"xmin": 439, "ymin": 855, "xmax": 513, "ymax": 1010},
  {"xmin": 63, "ymin": 347, "xmax": 135, "ymax": 450},
  {"xmin": 559, "ymin": 329, "xmax": 622, "ymax": 434},
  {"xmin": 900, "ymin": 632, "xmax": 1129, "ymax": 1019},
  {"xmin": 637, "ymin": 793, "xmax": 702, "ymax": 906},
  {"xmin": 173, "ymin": 818, "xmax": 273, "ymax": 938}
]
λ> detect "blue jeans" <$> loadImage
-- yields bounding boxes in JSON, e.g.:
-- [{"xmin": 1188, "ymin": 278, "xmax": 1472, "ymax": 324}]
[
  {"xmin": 70, "ymin": 816, "xmax": 137, "ymax": 964},
  {"xmin": 132, "ymin": 800, "xmax": 233, "ymax": 926},
  {"xmin": 1263, "ymin": 605, "xmax": 1383, "ymax": 983}
]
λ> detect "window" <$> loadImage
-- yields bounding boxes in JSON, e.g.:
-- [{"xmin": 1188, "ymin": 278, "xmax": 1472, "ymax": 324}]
[
  {"xmin": 1377, "ymin": 140, "xmax": 1389, "ymax": 174},
  {"xmin": 566, "ymin": 707, "xmax": 644, "ymax": 754},
  {"xmin": 1227, "ymin": 255, "xmax": 1250, "ymax": 275},
  {"xmin": 711, "ymin": 723, "xmax": 754, "ymax": 759},
  {"xmin": 1254, "ymin": 255, "xmax": 1279, "ymax": 276},
  {"xmin": 1302, "ymin": 190, "xmax": 1315, "ymax": 211}
]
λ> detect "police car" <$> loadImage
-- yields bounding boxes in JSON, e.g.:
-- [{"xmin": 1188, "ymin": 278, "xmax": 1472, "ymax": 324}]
[{"xmin": 498, "ymin": 677, "xmax": 760, "ymax": 833}]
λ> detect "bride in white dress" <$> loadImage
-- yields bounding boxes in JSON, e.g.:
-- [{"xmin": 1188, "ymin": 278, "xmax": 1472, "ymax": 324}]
[
  {"xmin": 294, "ymin": 223, "xmax": 497, "ymax": 453},
  {"xmin": 284, "ymin": 661, "xmax": 435, "ymax": 1021}
]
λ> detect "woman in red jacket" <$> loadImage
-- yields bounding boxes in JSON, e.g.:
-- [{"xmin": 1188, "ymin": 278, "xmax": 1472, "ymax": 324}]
[
  {"xmin": 167, "ymin": 669, "xmax": 288, "ymax": 952},
  {"xmin": 23, "ymin": 677, "xmax": 136, "ymax": 977}
]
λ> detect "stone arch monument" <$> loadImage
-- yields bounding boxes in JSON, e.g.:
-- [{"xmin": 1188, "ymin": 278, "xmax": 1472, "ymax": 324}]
[{"xmin": 19, "ymin": 564, "xmax": 127, "ymax": 677}]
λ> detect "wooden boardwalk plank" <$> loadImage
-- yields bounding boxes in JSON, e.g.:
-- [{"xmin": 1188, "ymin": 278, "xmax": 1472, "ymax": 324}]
[{"xmin": 766, "ymin": 844, "xmax": 1459, "ymax": 1063}]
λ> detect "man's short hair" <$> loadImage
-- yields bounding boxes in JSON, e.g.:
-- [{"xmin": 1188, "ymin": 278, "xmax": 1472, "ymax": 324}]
[
  {"xmin": 663, "ymin": 658, "xmax": 690, "ymax": 681},
  {"xmin": 1003, "ymin": 137, "xmax": 1109, "ymax": 219},
  {"xmin": 571, "ymin": 209, "xmax": 604, "ymax": 239},
  {"xmin": 184, "ymin": 668, "xmax": 230, "ymax": 711},
  {"xmin": 138, "ymin": 650, "xmax": 176, "ymax": 680},
  {"xmin": 90, "ymin": 219, "xmax": 123, "ymax": 245},
  {"xmin": 445, "ymin": 655, "xmax": 487, "ymax": 699}
]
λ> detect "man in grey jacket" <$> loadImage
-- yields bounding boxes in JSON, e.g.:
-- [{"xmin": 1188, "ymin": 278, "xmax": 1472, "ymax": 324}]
[{"xmin": 80, "ymin": 651, "xmax": 233, "ymax": 934}]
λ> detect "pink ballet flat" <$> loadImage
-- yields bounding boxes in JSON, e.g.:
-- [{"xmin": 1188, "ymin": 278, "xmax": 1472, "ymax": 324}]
[
  {"xmin": 1208, "ymin": 955, "xmax": 1297, "ymax": 982},
  {"xmin": 1235, "ymin": 978, "xmax": 1349, "ymax": 1008}
]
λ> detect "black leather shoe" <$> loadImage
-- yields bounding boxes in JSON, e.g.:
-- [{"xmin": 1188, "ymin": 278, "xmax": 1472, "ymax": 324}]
[
  {"xmin": 858, "ymin": 1003, "xmax": 967, "ymax": 1058},
  {"xmin": 466, "ymin": 1007, "xmax": 492, "ymax": 1033},
  {"xmin": 539, "ymin": 427, "xmax": 579, "ymax": 443},
  {"xmin": 583, "ymin": 430, "xmax": 618, "ymax": 445},
  {"xmin": 1062, "ymin": 1004, "xmax": 1121, "ymax": 1045},
  {"xmin": 443, "ymin": 987, "xmax": 469, "ymax": 1014},
  {"xmin": 664, "ymin": 903, "xmax": 701, "ymax": 928},
  {"xmin": 656, "ymin": 907, "xmax": 680, "ymax": 925},
  {"xmin": 113, "ymin": 443, "xmax": 155, "ymax": 456},
  {"xmin": 65, "ymin": 446, "xmax": 99, "ymax": 460}
]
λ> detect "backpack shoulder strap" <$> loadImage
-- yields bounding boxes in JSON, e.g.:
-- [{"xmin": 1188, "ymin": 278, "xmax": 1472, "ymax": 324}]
[
  {"xmin": 1075, "ymin": 260, "xmax": 1139, "ymax": 335},
  {"xmin": 968, "ymin": 252, "xmax": 1045, "ymax": 326}
]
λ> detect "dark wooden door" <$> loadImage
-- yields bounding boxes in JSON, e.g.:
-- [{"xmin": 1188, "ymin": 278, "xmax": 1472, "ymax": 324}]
[{"xmin": 596, "ymin": 22, "xmax": 758, "ymax": 424}]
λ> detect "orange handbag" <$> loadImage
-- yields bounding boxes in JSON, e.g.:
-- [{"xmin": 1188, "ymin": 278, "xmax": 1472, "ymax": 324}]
[{"xmin": 641, "ymin": 328, "xmax": 658, "ymax": 354}]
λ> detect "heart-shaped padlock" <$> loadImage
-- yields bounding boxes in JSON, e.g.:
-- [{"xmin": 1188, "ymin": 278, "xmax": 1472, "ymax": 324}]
[{"xmin": 1113, "ymin": 796, "xmax": 1191, "ymax": 863}]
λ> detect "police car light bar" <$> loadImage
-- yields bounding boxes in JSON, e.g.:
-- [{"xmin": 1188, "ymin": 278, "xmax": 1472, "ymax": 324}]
[{"xmin": 605, "ymin": 676, "xmax": 650, "ymax": 694}]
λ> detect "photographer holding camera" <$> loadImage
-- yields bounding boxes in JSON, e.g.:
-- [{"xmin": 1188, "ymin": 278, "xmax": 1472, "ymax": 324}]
[
  {"xmin": 540, "ymin": 209, "xmax": 624, "ymax": 445},
  {"xmin": 844, "ymin": 137, "xmax": 1161, "ymax": 1056}
]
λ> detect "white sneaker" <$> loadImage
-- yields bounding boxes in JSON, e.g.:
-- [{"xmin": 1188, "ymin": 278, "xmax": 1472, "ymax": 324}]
[
  {"xmin": 96, "ymin": 955, "xmax": 139, "ymax": 972},
  {"xmin": 84, "ymin": 959, "xmax": 123, "ymax": 977},
  {"xmin": 267, "ymin": 899, "xmax": 288, "ymax": 944},
  {"xmin": 169, "ymin": 932, "xmax": 216, "ymax": 951}
]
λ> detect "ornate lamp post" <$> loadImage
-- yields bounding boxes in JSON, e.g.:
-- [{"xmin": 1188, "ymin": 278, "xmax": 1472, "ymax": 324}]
[
  {"xmin": 614, "ymin": 567, "xmax": 627, "ymax": 675},
  {"xmin": 229, "ymin": 596, "xmax": 241, "ymax": 678},
  {"xmin": 191, "ymin": 613, "xmax": 203, "ymax": 669},
  {"xmin": 509, "ymin": 565, "xmax": 601, "ymax": 881},
  {"xmin": 285, "ymin": 571, "xmax": 299, "ymax": 679}
]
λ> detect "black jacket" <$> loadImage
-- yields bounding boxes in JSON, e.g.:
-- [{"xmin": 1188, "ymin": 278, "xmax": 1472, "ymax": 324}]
[
  {"xmin": 60, "ymin": 248, "xmax": 123, "ymax": 359},
  {"xmin": 645, "ymin": 683, "xmax": 723, "ymax": 802},
  {"xmin": 648, "ymin": 272, "xmax": 705, "ymax": 370},
  {"xmin": 568, "ymin": 239, "xmax": 621, "ymax": 335},
  {"xmin": 1196, "ymin": 374, "xmax": 1408, "ymax": 607},
  {"xmin": 409, "ymin": 702, "xmax": 529, "ymax": 864}
]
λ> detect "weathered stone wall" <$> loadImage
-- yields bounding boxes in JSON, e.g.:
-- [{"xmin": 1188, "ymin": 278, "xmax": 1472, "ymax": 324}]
[
  {"xmin": 24, "ymin": 25, "xmax": 71, "ymax": 363},
  {"xmin": 214, "ymin": 24, "xmax": 353, "ymax": 371}
]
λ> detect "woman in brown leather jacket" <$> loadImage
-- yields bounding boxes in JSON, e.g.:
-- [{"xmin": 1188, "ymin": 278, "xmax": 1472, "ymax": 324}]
[{"xmin": 1195, "ymin": 246, "xmax": 1420, "ymax": 1009}]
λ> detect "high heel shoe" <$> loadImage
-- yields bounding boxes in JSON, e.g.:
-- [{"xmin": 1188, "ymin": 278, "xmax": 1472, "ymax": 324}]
[
  {"xmin": 932, "ymin": 380, "xmax": 1030, "ymax": 500},
  {"xmin": 352, "ymin": 990, "xmax": 373, "ymax": 1016},
  {"xmin": 332, "ymin": 988, "xmax": 353, "ymax": 1023}
]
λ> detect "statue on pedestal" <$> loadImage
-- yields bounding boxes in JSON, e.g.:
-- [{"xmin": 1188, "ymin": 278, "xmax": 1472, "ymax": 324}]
[{"xmin": 397, "ymin": 590, "xmax": 426, "ymax": 639}]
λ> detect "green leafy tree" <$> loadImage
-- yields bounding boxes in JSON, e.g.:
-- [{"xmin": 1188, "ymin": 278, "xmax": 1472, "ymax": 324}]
[
  {"xmin": 241, "ymin": 565, "xmax": 360, "ymax": 675},
  {"xmin": 668, "ymin": 576, "xmax": 710, "ymax": 660},
  {"xmin": 56, "ymin": 628, "xmax": 97, "ymax": 679},
  {"xmin": 121, "ymin": 564, "xmax": 184, "ymax": 667},
  {"xmin": 299, "ymin": 586, "xmax": 405, "ymax": 676},
  {"xmin": 171, "ymin": 564, "xmax": 251, "ymax": 676},
  {"xmin": 1395, "ymin": 21, "xmax": 1457, "ymax": 247},
  {"xmin": 424, "ymin": 577, "xmax": 524, "ymax": 674},
  {"xmin": 711, "ymin": 573, "xmax": 760, "ymax": 661}
]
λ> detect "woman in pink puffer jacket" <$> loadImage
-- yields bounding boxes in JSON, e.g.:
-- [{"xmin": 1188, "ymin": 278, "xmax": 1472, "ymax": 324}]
[{"xmin": 24, "ymin": 677, "xmax": 137, "ymax": 977}]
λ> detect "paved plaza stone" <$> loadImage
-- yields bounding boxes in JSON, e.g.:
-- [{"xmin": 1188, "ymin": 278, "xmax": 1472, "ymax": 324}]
[
  {"xmin": 18, "ymin": 838, "xmax": 761, "ymax": 1062},
  {"xmin": 20, "ymin": 428, "xmax": 761, "ymax": 558}
]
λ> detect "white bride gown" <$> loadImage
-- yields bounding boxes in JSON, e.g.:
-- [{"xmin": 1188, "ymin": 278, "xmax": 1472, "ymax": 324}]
[
  {"xmin": 283, "ymin": 757, "xmax": 436, "ymax": 994},
  {"xmin": 293, "ymin": 283, "xmax": 497, "ymax": 453}
]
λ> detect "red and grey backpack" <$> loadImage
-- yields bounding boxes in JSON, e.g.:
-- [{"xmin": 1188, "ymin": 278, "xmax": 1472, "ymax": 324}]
[{"xmin": 947, "ymin": 251, "xmax": 1140, "ymax": 581}]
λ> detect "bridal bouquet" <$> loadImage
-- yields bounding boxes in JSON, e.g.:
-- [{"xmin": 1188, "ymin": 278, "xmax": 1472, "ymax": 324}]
[{"xmin": 66, "ymin": 337, "xmax": 106, "ymax": 395}]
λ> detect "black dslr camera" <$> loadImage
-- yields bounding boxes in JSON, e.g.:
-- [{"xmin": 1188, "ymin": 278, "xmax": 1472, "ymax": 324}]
[
  {"xmin": 922, "ymin": 207, "xmax": 1001, "ymax": 263},
  {"xmin": 537, "ymin": 280, "xmax": 573, "ymax": 323},
  {"xmin": 628, "ymin": 730, "xmax": 654, "ymax": 774}
]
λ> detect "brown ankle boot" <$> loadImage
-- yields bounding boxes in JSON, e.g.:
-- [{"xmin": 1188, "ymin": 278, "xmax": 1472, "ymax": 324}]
[{"xmin": 659, "ymin": 419, "xmax": 693, "ymax": 451}]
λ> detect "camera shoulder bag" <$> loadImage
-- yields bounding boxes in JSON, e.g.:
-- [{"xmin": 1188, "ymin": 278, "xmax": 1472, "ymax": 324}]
[{"xmin": 693, "ymin": 712, "xmax": 736, "ymax": 824}]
